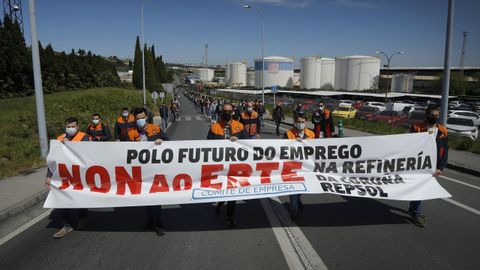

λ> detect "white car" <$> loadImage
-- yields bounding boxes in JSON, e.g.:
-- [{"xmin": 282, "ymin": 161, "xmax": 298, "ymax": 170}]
[
  {"xmin": 448, "ymin": 110, "xmax": 480, "ymax": 126},
  {"xmin": 339, "ymin": 99, "xmax": 355, "ymax": 106},
  {"xmin": 446, "ymin": 117, "xmax": 478, "ymax": 140},
  {"xmin": 364, "ymin": 101, "xmax": 386, "ymax": 111}
]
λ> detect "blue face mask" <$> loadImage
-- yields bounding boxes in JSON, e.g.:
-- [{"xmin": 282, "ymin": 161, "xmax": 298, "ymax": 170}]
[
  {"xmin": 136, "ymin": 118, "xmax": 147, "ymax": 128},
  {"xmin": 66, "ymin": 127, "xmax": 77, "ymax": 137}
]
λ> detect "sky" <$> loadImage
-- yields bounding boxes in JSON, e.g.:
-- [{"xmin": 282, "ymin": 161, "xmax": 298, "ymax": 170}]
[{"xmin": 10, "ymin": 0, "xmax": 480, "ymax": 68}]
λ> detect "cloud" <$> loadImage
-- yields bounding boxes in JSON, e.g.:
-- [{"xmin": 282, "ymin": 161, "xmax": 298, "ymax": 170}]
[
  {"xmin": 241, "ymin": 0, "xmax": 311, "ymax": 8},
  {"xmin": 332, "ymin": 0, "xmax": 379, "ymax": 9}
]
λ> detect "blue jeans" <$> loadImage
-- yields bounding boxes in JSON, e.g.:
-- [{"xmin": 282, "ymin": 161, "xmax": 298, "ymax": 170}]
[
  {"xmin": 289, "ymin": 194, "xmax": 302, "ymax": 211},
  {"xmin": 409, "ymin": 201, "xmax": 422, "ymax": 215},
  {"xmin": 161, "ymin": 117, "xmax": 168, "ymax": 130}
]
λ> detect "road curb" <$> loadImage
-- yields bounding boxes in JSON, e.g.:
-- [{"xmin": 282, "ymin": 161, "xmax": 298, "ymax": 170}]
[{"xmin": 0, "ymin": 189, "xmax": 48, "ymax": 224}]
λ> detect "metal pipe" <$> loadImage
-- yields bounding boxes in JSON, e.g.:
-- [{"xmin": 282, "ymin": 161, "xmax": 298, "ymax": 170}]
[
  {"xmin": 440, "ymin": 0, "xmax": 454, "ymax": 125},
  {"xmin": 141, "ymin": 0, "xmax": 147, "ymax": 107}
]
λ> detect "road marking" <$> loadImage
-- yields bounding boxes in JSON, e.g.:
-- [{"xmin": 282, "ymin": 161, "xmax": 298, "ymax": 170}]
[
  {"xmin": 0, "ymin": 209, "xmax": 51, "ymax": 246},
  {"xmin": 185, "ymin": 116, "xmax": 192, "ymax": 121},
  {"xmin": 438, "ymin": 175, "xmax": 480, "ymax": 190},
  {"xmin": 195, "ymin": 116, "xmax": 203, "ymax": 121},
  {"xmin": 442, "ymin": 198, "xmax": 480, "ymax": 215},
  {"xmin": 260, "ymin": 198, "xmax": 328, "ymax": 270}
]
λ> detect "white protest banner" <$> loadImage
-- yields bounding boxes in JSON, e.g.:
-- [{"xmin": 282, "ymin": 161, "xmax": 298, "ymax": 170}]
[{"xmin": 44, "ymin": 132, "xmax": 451, "ymax": 208}]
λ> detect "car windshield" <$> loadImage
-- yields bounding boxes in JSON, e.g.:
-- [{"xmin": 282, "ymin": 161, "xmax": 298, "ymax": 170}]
[
  {"xmin": 457, "ymin": 112, "xmax": 477, "ymax": 117},
  {"xmin": 379, "ymin": 111, "xmax": 397, "ymax": 116},
  {"xmin": 337, "ymin": 107, "xmax": 350, "ymax": 111},
  {"xmin": 447, "ymin": 118, "xmax": 475, "ymax": 126}
]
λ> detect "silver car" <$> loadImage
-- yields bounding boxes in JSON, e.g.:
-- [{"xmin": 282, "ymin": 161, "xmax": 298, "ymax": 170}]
[{"xmin": 446, "ymin": 117, "xmax": 478, "ymax": 140}]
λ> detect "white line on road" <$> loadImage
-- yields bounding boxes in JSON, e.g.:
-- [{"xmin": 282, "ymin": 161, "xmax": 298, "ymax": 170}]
[
  {"xmin": 261, "ymin": 198, "xmax": 328, "ymax": 270},
  {"xmin": 0, "ymin": 209, "xmax": 52, "ymax": 246},
  {"xmin": 438, "ymin": 175, "xmax": 480, "ymax": 190},
  {"xmin": 442, "ymin": 198, "xmax": 480, "ymax": 216},
  {"xmin": 185, "ymin": 116, "xmax": 192, "ymax": 121}
]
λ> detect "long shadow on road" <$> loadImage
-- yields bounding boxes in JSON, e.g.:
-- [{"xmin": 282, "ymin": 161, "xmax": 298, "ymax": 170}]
[{"xmin": 46, "ymin": 197, "xmax": 410, "ymax": 232}]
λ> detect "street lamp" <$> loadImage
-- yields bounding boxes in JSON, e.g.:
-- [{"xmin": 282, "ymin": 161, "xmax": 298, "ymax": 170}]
[
  {"xmin": 376, "ymin": 50, "xmax": 404, "ymax": 103},
  {"xmin": 141, "ymin": 0, "xmax": 147, "ymax": 107},
  {"xmin": 243, "ymin": 4, "xmax": 265, "ymax": 104}
]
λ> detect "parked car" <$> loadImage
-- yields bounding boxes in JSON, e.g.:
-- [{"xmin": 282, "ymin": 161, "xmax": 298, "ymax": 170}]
[
  {"xmin": 355, "ymin": 106, "xmax": 379, "ymax": 121},
  {"xmin": 339, "ymin": 100, "xmax": 355, "ymax": 107},
  {"xmin": 364, "ymin": 101, "xmax": 386, "ymax": 111},
  {"xmin": 332, "ymin": 105, "xmax": 357, "ymax": 119},
  {"xmin": 352, "ymin": 101, "xmax": 364, "ymax": 110},
  {"xmin": 448, "ymin": 110, "xmax": 480, "ymax": 126},
  {"xmin": 408, "ymin": 111, "xmax": 426, "ymax": 127},
  {"xmin": 371, "ymin": 110, "xmax": 408, "ymax": 127},
  {"xmin": 446, "ymin": 117, "xmax": 478, "ymax": 140}
]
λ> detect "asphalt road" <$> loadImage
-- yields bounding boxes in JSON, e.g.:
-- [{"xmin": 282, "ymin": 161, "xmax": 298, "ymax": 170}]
[{"xmin": 0, "ymin": 94, "xmax": 479, "ymax": 270}]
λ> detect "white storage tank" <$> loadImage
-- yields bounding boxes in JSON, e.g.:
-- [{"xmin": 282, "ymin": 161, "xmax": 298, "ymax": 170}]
[
  {"xmin": 300, "ymin": 56, "xmax": 322, "ymax": 89},
  {"xmin": 247, "ymin": 71, "xmax": 255, "ymax": 87},
  {"xmin": 255, "ymin": 56, "xmax": 294, "ymax": 88},
  {"xmin": 224, "ymin": 64, "xmax": 230, "ymax": 85},
  {"xmin": 194, "ymin": 68, "xmax": 214, "ymax": 82},
  {"xmin": 300, "ymin": 56, "xmax": 335, "ymax": 89},
  {"xmin": 334, "ymin": 55, "xmax": 380, "ymax": 91},
  {"xmin": 320, "ymin": 57, "xmax": 335, "ymax": 89},
  {"xmin": 391, "ymin": 74, "xmax": 414, "ymax": 93},
  {"xmin": 229, "ymin": 62, "xmax": 247, "ymax": 87}
]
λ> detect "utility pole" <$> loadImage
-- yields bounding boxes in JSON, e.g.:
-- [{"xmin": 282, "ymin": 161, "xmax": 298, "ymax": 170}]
[
  {"xmin": 204, "ymin": 43, "xmax": 208, "ymax": 68},
  {"xmin": 440, "ymin": 0, "xmax": 454, "ymax": 125},
  {"xmin": 459, "ymin": 31, "xmax": 468, "ymax": 76}
]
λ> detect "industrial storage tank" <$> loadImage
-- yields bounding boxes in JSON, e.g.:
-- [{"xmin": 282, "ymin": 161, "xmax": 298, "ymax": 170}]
[
  {"xmin": 247, "ymin": 71, "xmax": 255, "ymax": 87},
  {"xmin": 320, "ymin": 58, "xmax": 335, "ymax": 89},
  {"xmin": 194, "ymin": 68, "xmax": 214, "ymax": 82},
  {"xmin": 334, "ymin": 55, "xmax": 380, "ymax": 91},
  {"xmin": 300, "ymin": 56, "xmax": 336, "ymax": 89},
  {"xmin": 391, "ymin": 74, "xmax": 414, "ymax": 93},
  {"xmin": 255, "ymin": 56, "xmax": 294, "ymax": 88},
  {"xmin": 224, "ymin": 64, "xmax": 230, "ymax": 85},
  {"xmin": 229, "ymin": 62, "xmax": 247, "ymax": 87}
]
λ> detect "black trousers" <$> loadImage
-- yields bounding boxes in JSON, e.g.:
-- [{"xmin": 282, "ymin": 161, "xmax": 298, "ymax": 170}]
[
  {"xmin": 217, "ymin": 201, "xmax": 236, "ymax": 218},
  {"xmin": 275, "ymin": 120, "xmax": 281, "ymax": 135},
  {"xmin": 146, "ymin": 205, "xmax": 163, "ymax": 225},
  {"xmin": 58, "ymin": 208, "xmax": 79, "ymax": 227}
]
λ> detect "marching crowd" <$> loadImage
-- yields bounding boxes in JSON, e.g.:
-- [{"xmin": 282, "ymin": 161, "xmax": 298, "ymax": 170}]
[{"xmin": 46, "ymin": 89, "xmax": 448, "ymax": 239}]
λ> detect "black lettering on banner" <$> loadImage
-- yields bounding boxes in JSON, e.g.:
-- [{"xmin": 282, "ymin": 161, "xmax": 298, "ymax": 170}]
[
  {"xmin": 394, "ymin": 175, "xmax": 405, "ymax": 184},
  {"xmin": 126, "ymin": 150, "xmax": 137, "ymax": 164},
  {"xmin": 139, "ymin": 149, "xmax": 149, "ymax": 164},
  {"xmin": 304, "ymin": 146, "xmax": 314, "ymax": 159},
  {"xmin": 328, "ymin": 145, "xmax": 337, "ymax": 159},
  {"xmin": 290, "ymin": 146, "xmax": 303, "ymax": 160},
  {"xmin": 333, "ymin": 183, "xmax": 345, "ymax": 194},
  {"xmin": 377, "ymin": 187, "xmax": 388, "ymax": 197},
  {"xmin": 355, "ymin": 185, "xmax": 366, "ymax": 196},
  {"xmin": 355, "ymin": 160, "xmax": 365, "ymax": 173},
  {"xmin": 178, "ymin": 148, "xmax": 188, "ymax": 163},
  {"xmin": 152, "ymin": 149, "xmax": 161, "ymax": 164},
  {"xmin": 201, "ymin": 148, "xmax": 212, "ymax": 162},
  {"xmin": 396, "ymin": 158, "xmax": 406, "ymax": 171},
  {"xmin": 265, "ymin": 147, "xmax": 276, "ymax": 160},
  {"xmin": 280, "ymin": 146, "xmax": 288, "ymax": 159},
  {"xmin": 351, "ymin": 144, "xmax": 362, "ymax": 158},
  {"xmin": 314, "ymin": 162, "xmax": 325, "ymax": 173},
  {"xmin": 320, "ymin": 182, "xmax": 334, "ymax": 192},
  {"xmin": 315, "ymin": 146, "xmax": 326, "ymax": 159},
  {"xmin": 253, "ymin": 147, "xmax": 263, "ymax": 161},
  {"xmin": 338, "ymin": 145, "xmax": 349, "ymax": 159},
  {"xmin": 189, "ymin": 148, "xmax": 200, "ymax": 163},
  {"xmin": 422, "ymin": 156, "xmax": 432, "ymax": 170},
  {"xmin": 343, "ymin": 161, "xmax": 354, "ymax": 173},
  {"xmin": 326, "ymin": 163, "xmax": 338, "ymax": 173},
  {"xmin": 238, "ymin": 148, "xmax": 248, "ymax": 161},
  {"xmin": 383, "ymin": 159, "xmax": 395, "ymax": 173},
  {"xmin": 406, "ymin": 157, "xmax": 416, "ymax": 171},
  {"xmin": 162, "ymin": 149, "xmax": 173, "ymax": 164},
  {"xmin": 212, "ymin": 148, "xmax": 224, "ymax": 162},
  {"xmin": 225, "ymin": 147, "xmax": 237, "ymax": 162}
]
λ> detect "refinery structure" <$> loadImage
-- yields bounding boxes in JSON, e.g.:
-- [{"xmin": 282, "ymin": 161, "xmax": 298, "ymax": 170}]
[{"xmin": 192, "ymin": 54, "xmax": 381, "ymax": 92}]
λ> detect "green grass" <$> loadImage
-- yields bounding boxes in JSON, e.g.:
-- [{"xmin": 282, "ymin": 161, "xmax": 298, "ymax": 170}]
[{"xmin": 0, "ymin": 87, "xmax": 167, "ymax": 179}]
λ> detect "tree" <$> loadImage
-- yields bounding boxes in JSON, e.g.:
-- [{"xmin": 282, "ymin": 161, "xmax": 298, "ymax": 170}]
[{"xmin": 132, "ymin": 36, "xmax": 143, "ymax": 89}]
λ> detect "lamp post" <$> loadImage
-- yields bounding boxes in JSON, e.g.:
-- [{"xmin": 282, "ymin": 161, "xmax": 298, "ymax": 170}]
[
  {"xmin": 376, "ymin": 50, "xmax": 404, "ymax": 103},
  {"xmin": 141, "ymin": 0, "xmax": 147, "ymax": 107},
  {"xmin": 243, "ymin": 4, "xmax": 265, "ymax": 104}
]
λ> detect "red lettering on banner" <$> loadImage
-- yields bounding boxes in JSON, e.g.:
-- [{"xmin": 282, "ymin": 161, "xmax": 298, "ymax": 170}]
[
  {"xmin": 115, "ymin": 166, "xmax": 142, "ymax": 195},
  {"xmin": 281, "ymin": 162, "xmax": 304, "ymax": 182},
  {"xmin": 58, "ymin": 163, "xmax": 83, "ymax": 190},
  {"xmin": 85, "ymin": 166, "xmax": 111, "ymax": 193},
  {"xmin": 227, "ymin": 163, "xmax": 252, "ymax": 188},
  {"xmin": 150, "ymin": 175, "xmax": 170, "ymax": 193},
  {"xmin": 172, "ymin": 174, "xmax": 192, "ymax": 191},
  {"xmin": 256, "ymin": 162, "xmax": 279, "ymax": 184},
  {"xmin": 201, "ymin": 164, "xmax": 223, "ymax": 189}
]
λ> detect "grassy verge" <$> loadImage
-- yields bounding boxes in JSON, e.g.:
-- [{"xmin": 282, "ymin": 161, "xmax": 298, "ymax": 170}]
[{"xmin": 0, "ymin": 87, "xmax": 165, "ymax": 180}]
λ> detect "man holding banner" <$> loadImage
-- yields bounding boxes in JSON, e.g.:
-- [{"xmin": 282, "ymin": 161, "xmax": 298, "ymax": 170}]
[
  {"xmin": 409, "ymin": 106, "xmax": 449, "ymax": 227},
  {"xmin": 128, "ymin": 107, "xmax": 169, "ymax": 236},
  {"xmin": 208, "ymin": 103, "xmax": 248, "ymax": 228},
  {"xmin": 283, "ymin": 112, "xmax": 315, "ymax": 218}
]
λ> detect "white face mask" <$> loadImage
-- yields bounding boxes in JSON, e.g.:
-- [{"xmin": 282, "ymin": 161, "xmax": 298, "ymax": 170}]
[
  {"xmin": 295, "ymin": 123, "xmax": 305, "ymax": 130},
  {"xmin": 66, "ymin": 127, "xmax": 77, "ymax": 137},
  {"xmin": 136, "ymin": 118, "xmax": 147, "ymax": 128},
  {"xmin": 92, "ymin": 119, "xmax": 100, "ymax": 125},
  {"xmin": 319, "ymin": 106, "xmax": 324, "ymax": 110},
  {"xmin": 247, "ymin": 107, "xmax": 253, "ymax": 113},
  {"xmin": 122, "ymin": 112, "xmax": 129, "ymax": 118}
]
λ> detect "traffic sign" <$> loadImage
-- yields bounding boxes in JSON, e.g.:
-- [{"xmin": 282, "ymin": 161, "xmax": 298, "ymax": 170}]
[
  {"xmin": 151, "ymin": 91, "xmax": 159, "ymax": 100},
  {"xmin": 271, "ymin": 85, "xmax": 279, "ymax": 93},
  {"xmin": 159, "ymin": 92, "xmax": 165, "ymax": 98}
]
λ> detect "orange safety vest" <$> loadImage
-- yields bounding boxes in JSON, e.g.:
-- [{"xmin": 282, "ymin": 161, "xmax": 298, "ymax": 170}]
[
  {"xmin": 209, "ymin": 120, "xmax": 244, "ymax": 139},
  {"xmin": 128, "ymin": 124, "xmax": 162, "ymax": 141},
  {"xmin": 285, "ymin": 128, "xmax": 315, "ymax": 139},
  {"xmin": 240, "ymin": 111, "xmax": 259, "ymax": 136},
  {"xmin": 56, "ymin": 131, "xmax": 89, "ymax": 141}
]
